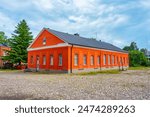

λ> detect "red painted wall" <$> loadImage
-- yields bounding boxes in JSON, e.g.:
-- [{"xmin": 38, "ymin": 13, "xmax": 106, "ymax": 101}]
[
  {"xmin": 30, "ymin": 29, "xmax": 65, "ymax": 48},
  {"xmin": 28, "ymin": 47, "xmax": 69, "ymax": 70},
  {"xmin": 67, "ymin": 46, "xmax": 129, "ymax": 70}
]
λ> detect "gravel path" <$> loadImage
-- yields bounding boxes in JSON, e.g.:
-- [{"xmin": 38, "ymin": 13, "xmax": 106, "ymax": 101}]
[{"xmin": 0, "ymin": 69, "xmax": 149, "ymax": 100}]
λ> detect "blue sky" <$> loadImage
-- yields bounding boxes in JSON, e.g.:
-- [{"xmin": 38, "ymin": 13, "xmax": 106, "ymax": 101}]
[{"xmin": 0, "ymin": 0, "xmax": 150, "ymax": 50}]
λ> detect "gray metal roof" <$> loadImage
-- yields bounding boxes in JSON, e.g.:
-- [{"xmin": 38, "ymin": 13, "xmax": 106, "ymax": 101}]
[
  {"xmin": 0, "ymin": 43, "xmax": 8, "ymax": 47},
  {"xmin": 46, "ymin": 28, "xmax": 127, "ymax": 53}
]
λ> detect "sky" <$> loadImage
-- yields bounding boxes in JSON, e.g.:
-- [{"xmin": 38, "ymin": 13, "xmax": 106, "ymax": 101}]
[{"xmin": 0, "ymin": 0, "xmax": 150, "ymax": 50}]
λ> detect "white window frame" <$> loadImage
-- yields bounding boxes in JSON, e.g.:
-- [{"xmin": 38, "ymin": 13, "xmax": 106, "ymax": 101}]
[
  {"xmin": 112, "ymin": 55, "xmax": 115, "ymax": 65},
  {"xmin": 50, "ymin": 55, "xmax": 54, "ymax": 66},
  {"xmin": 30, "ymin": 56, "xmax": 34, "ymax": 64},
  {"xmin": 108, "ymin": 55, "xmax": 111, "ymax": 65},
  {"xmin": 90, "ymin": 55, "xmax": 94, "ymax": 65},
  {"xmin": 43, "ymin": 37, "xmax": 46, "ymax": 45},
  {"xmin": 83, "ymin": 55, "xmax": 87, "ymax": 65},
  {"xmin": 74, "ymin": 54, "xmax": 78, "ymax": 66},
  {"xmin": 97, "ymin": 56, "xmax": 100, "ymax": 65},
  {"xmin": 103, "ymin": 54, "xmax": 106, "ymax": 65},
  {"xmin": 43, "ymin": 55, "xmax": 46, "ymax": 65},
  {"xmin": 58, "ymin": 54, "xmax": 63, "ymax": 66}
]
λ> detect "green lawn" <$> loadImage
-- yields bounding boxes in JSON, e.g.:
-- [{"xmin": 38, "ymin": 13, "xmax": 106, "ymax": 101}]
[
  {"xmin": 128, "ymin": 66, "xmax": 150, "ymax": 70},
  {"xmin": 0, "ymin": 69, "xmax": 21, "ymax": 72}
]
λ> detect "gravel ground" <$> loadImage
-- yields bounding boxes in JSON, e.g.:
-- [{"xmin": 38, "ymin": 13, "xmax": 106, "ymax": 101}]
[{"xmin": 0, "ymin": 69, "xmax": 149, "ymax": 100}]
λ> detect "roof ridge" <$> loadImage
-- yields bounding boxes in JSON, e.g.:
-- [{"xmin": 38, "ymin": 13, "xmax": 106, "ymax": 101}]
[{"xmin": 46, "ymin": 28, "xmax": 101, "ymax": 42}]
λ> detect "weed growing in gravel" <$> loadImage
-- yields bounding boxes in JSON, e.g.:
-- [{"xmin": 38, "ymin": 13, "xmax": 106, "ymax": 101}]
[{"xmin": 77, "ymin": 70, "xmax": 121, "ymax": 75}]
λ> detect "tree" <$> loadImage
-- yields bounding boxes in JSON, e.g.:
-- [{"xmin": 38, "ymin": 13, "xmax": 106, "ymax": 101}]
[
  {"xmin": 130, "ymin": 42, "xmax": 139, "ymax": 51},
  {"xmin": 123, "ymin": 46, "xmax": 130, "ymax": 51},
  {"xmin": 123, "ymin": 42, "xmax": 138, "ymax": 51},
  {"xmin": 123, "ymin": 42, "xmax": 149, "ymax": 67},
  {"xmin": 0, "ymin": 31, "xmax": 8, "ymax": 44},
  {"xmin": 129, "ymin": 50, "xmax": 147, "ymax": 67},
  {"xmin": 140, "ymin": 48, "xmax": 147, "ymax": 55},
  {"xmin": 3, "ymin": 20, "xmax": 33, "ymax": 65}
]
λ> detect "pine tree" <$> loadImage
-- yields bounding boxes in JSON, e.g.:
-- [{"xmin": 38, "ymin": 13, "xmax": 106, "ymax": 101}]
[
  {"xmin": 3, "ymin": 20, "xmax": 33, "ymax": 65},
  {"xmin": 0, "ymin": 31, "xmax": 8, "ymax": 45}
]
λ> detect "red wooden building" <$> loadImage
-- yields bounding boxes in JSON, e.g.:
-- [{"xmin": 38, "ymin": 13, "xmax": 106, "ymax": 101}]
[
  {"xmin": 0, "ymin": 44, "xmax": 10, "ymax": 67},
  {"xmin": 27, "ymin": 28, "xmax": 129, "ymax": 73}
]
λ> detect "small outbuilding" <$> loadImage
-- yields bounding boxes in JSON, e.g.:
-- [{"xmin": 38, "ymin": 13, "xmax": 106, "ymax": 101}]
[
  {"xmin": 0, "ymin": 44, "xmax": 11, "ymax": 67},
  {"xmin": 27, "ymin": 28, "xmax": 129, "ymax": 73}
]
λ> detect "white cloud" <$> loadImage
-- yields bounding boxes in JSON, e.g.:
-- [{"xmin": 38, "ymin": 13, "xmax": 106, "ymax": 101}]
[
  {"xmin": 73, "ymin": 0, "xmax": 96, "ymax": 12},
  {"xmin": 0, "ymin": 12, "xmax": 16, "ymax": 37},
  {"xmin": 140, "ymin": 0, "xmax": 150, "ymax": 9},
  {"xmin": 32, "ymin": 0, "xmax": 53, "ymax": 11}
]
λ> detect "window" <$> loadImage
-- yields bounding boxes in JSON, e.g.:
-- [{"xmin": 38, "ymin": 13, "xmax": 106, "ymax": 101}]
[
  {"xmin": 112, "ymin": 55, "xmax": 115, "ymax": 65},
  {"xmin": 97, "ymin": 56, "xmax": 100, "ymax": 65},
  {"xmin": 90, "ymin": 55, "xmax": 94, "ymax": 65},
  {"xmin": 74, "ymin": 54, "xmax": 78, "ymax": 66},
  {"xmin": 43, "ymin": 55, "xmax": 46, "ymax": 65},
  {"xmin": 83, "ymin": 55, "xmax": 87, "ymax": 65},
  {"xmin": 59, "ymin": 54, "xmax": 62, "ymax": 66},
  {"xmin": 116, "ymin": 56, "xmax": 119, "ymax": 64},
  {"xmin": 43, "ymin": 37, "xmax": 46, "ymax": 45},
  {"xmin": 126, "ymin": 57, "xmax": 128, "ymax": 64},
  {"xmin": 3, "ymin": 51, "xmax": 7, "ymax": 56},
  {"xmin": 103, "ymin": 54, "xmax": 106, "ymax": 65},
  {"xmin": 120, "ymin": 57, "xmax": 123, "ymax": 64},
  {"xmin": 50, "ymin": 55, "xmax": 54, "ymax": 65},
  {"xmin": 30, "ymin": 56, "xmax": 34, "ymax": 64},
  {"xmin": 108, "ymin": 55, "xmax": 111, "ymax": 65}
]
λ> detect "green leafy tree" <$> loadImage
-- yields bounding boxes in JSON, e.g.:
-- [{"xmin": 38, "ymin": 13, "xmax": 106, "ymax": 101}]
[
  {"xmin": 123, "ymin": 42, "xmax": 149, "ymax": 67},
  {"xmin": 123, "ymin": 46, "xmax": 130, "ymax": 51},
  {"xmin": 0, "ymin": 31, "xmax": 8, "ymax": 44},
  {"xmin": 130, "ymin": 42, "xmax": 139, "ymax": 51},
  {"xmin": 3, "ymin": 20, "xmax": 33, "ymax": 65},
  {"xmin": 123, "ymin": 42, "xmax": 139, "ymax": 51},
  {"xmin": 129, "ymin": 50, "xmax": 147, "ymax": 67},
  {"xmin": 140, "ymin": 48, "xmax": 147, "ymax": 55}
]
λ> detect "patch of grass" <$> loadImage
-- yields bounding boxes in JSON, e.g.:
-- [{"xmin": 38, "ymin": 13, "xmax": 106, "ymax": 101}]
[
  {"xmin": 128, "ymin": 66, "xmax": 150, "ymax": 70},
  {"xmin": 0, "ymin": 69, "xmax": 21, "ymax": 72},
  {"xmin": 77, "ymin": 70, "xmax": 121, "ymax": 76}
]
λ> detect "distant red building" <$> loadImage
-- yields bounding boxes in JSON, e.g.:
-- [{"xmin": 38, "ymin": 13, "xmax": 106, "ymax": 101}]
[
  {"xmin": 27, "ymin": 28, "xmax": 129, "ymax": 73},
  {"xmin": 0, "ymin": 44, "xmax": 10, "ymax": 67}
]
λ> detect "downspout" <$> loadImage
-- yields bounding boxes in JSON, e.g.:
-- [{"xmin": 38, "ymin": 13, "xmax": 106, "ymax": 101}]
[
  {"xmin": 70, "ymin": 45, "xmax": 73, "ymax": 73},
  {"xmin": 100, "ymin": 50, "xmax": 102, "ymax": 70}
]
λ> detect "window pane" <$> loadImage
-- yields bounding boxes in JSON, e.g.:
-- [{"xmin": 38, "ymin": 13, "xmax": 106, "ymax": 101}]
[
  {"xmin": 108, "ymin": 55, "xmax": 111, "ymax": 65},
  {"xmin": 83, "ymin": 55, "xmax": 87, "ymax": 65},
  {"xmin": 112, "ymin": 55, "xmax": 114, "ymax": 65},
  {"xmin": 97, "ymin": 56, "xmax": 100, "ymax": 65},
  {"xmin": 74, "ymin": 54, "xmax": 78, "ymax": 66},
  {"xmin": 91, "ymin": 55, "xmax": 94, "ymax": 65},
  {"xmin": 103, "ymin": 55, "xmax": 106, "ymax": 65},
  {"xmin": 43, "ymin": 55, "xmax": 46, "ymax": 65},
  {"xmin": 59, "ymin": 54, "xmax": 62, "ymax": 66},
  {"xmin": 43, "ymin": 37, "xmax": 46, "ymax": 45},
  {"xmin": 31, "ymin": 56, "xmax": 33, "ymax": 64},
  {"xmin": 50, "ymin": 55, "xmax": 53, "ymax": 65}
]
